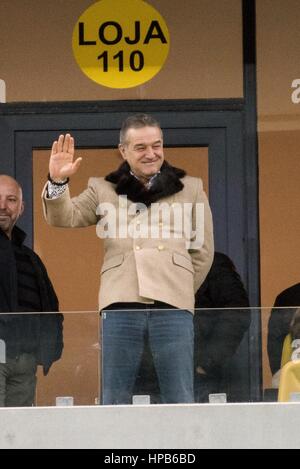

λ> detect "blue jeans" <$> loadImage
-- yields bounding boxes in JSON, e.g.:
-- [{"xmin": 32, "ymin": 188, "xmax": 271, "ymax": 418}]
[{"xmin": 101, "ymin": 307, "xmax": 194, "ymax": 404}]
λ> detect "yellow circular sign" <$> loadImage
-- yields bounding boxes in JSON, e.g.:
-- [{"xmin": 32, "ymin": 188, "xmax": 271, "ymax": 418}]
[{"xmin": 72, "ymin": 0, "xmax": 170, "ymax": 89}]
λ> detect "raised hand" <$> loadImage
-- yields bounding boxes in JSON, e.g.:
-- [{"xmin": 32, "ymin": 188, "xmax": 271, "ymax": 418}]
[{"xmin": 49, "ymin": 134, "xmax": 82, "ymax": 180}]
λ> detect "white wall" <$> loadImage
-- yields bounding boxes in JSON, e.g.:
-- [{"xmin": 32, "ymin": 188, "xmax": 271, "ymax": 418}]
[{"xmin": 0, "ymin": 403, "xmax": 300, "ymax": 449}]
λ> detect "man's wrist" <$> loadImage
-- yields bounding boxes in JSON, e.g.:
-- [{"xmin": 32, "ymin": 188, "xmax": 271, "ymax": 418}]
[
  {"xmin": 47, "ymin": 180, "xmax": 67, "ymax": 199},
  {"xmin": 48, "ymin": 173, "xmax": 69, "ymax": 186}
]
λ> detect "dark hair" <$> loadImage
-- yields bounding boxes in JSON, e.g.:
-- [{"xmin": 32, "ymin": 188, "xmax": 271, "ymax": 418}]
[{"xmin": 119, "ymin": 113, "xmax": 162, "ymax": 144}]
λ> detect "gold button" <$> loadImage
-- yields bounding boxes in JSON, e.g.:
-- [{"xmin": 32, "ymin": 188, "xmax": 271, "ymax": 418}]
[
  {"xmin": 135, "ymin": 245, "xmax": 141, "ymax": 251},
  {"xmin": 159, "ymin": 222, "xmax": 163, "ymax": 228},
  {"xmin": 158, "ymin": 245, "xmax": 164, "ymax": 251}
]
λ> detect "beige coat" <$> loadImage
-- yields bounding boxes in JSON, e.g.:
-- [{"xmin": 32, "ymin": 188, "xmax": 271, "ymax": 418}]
[{"xmin": 42, "ymin": 175, "xmax": 214, "ymax": 311}]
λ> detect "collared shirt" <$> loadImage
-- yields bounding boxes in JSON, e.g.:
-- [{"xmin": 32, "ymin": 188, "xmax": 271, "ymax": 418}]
[
  {"xmin": 47, "ymin": 181, "xmax": 67, "ymax": 199},
  {"xmin": 129, "ymin": 170, "xmax": 161, "ymax": 189}
]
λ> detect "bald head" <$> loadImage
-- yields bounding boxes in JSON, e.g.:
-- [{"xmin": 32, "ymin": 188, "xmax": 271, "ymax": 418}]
[
  {"xmin": 0, "ymin": 175, "xmax": 22, "ymax": 196},
  {"xmin": 0, "ymin": 175, "xmax": 24, "ymax": 239}
]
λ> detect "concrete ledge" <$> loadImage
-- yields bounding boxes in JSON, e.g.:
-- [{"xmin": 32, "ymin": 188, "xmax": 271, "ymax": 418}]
[{"xmin": 0, "ymin": 403, "xmax": 300, "ymax": 449}]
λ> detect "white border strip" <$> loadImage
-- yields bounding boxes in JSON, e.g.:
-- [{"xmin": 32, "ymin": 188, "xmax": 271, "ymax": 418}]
[{"xmin": 1, "ymin": 403, "xmax": 300, "ymax": 449}]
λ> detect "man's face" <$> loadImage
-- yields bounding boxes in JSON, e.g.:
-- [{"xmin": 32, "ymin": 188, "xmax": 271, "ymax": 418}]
[
  {"xmin": 0, "ymin": 176, "xmax": 24, "ymax": 239},
  {"xmin": 119, "ymin": 126, "xmax": 164, "ymax": 181}
]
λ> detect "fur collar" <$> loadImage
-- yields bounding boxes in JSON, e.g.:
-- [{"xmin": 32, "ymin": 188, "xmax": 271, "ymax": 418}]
[{"xmin": 105, "ymin": 161, "xmax": 186, "ymax": 206}]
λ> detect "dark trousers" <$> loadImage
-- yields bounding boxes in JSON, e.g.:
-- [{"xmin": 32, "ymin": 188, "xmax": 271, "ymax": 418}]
[
  {"xmin": 0, "ymin": 353, "xmax": 37, "ymax": 407},
  {"xmin": 194, "ymin": 372, "xmax": 222, "ymax": 403}
]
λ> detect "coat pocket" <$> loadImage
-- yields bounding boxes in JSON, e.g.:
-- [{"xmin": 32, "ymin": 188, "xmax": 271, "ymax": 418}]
[
  {"xmin": 101, "ymin": 254, "xmax": 124, "ymax": 274},
  {"xmin": 172, "ymin": 252, "xmax": 194, "ymax": 273}
]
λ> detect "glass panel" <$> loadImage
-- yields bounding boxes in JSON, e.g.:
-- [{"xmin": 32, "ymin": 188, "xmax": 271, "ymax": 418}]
[
  {"xmin": 0, "ymin": 311, "xmax": 100, "ymax": 407},
  {"xmin": 1, "ymin": 307, "xmax": 299, "ymax": 406},
  {"xmin": 100, "ymin": 306, "xmax": 298, "ymax": 405},
  {"xmin": 101, "ymin": 307, "xmax": 253, "ymax": 405},
  {"xmin": 261, "ymin": 306, "xmax": 300, "ymax": 402}
]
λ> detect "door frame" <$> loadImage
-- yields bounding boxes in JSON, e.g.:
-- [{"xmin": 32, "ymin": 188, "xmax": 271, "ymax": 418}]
[
  {"xmin": 1, "ymin": 100, "xmax": 247, "ymax": 271},
  {"xmin": 0, "ymin": 98, "xmax": 260, "ymax": 402}
]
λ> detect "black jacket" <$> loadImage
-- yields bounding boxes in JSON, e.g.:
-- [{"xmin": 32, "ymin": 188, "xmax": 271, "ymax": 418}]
[
  {"xmin": 194, "ymin": 252, "xmax": 250, "ymax": 375},
  {"xmin": 267, "ymin": 283, "xmax": 300, "ymax": 375},
  {"xmin": 0, "ymin": 226, "xmax": 63, "ymax": 375}
]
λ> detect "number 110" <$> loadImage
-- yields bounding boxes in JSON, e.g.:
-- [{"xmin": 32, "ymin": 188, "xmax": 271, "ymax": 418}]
[{"xmin": 97, "ymin": 50, "xmax": 144, "ymax": 72}]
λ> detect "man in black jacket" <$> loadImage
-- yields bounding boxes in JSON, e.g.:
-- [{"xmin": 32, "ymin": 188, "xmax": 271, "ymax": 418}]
[
  {"xmin": 0, "ymin": 174, "xmax": 63, "ymax": 407},
  {"xmin": 193, "ymin": 252, "xmax": 250, "ymax": 402}
]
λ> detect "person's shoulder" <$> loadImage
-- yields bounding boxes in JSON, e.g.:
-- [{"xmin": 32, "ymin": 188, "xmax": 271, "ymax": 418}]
[
  {"xmin": 213, "ymin": 252, "xmax": 235, "ymax": 269},
  {"xmin": 88, "ymin": 176, "xmax": 107, "ymax": 186},
  {"xmin": 282, "ymin": 283, "xmax": 300, "ymax": 297},
  {"xmin": 207, "ymin": 253, "xmax": 236, "ymax": 279},
  {"xmin": 87, "ymin": 176, "xmax": 117, "ymax": 194},
  {"xmin": 275, "ymin": 283, "xmax": 300, "ymax": 307},
  {"xmin": 182, "ymin": 174, "xmax": 203, "ymax": 184},
  {"xmin": 214, "ymin": 251, "xmax": 235, "ymax": 270},
  {"xmin": 22, "ymin": 245, "xmax": 45, "ymax": 266},
  {"xmin": 182, "ymin": 175, "xmax": 204, "ymax": 190}
]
